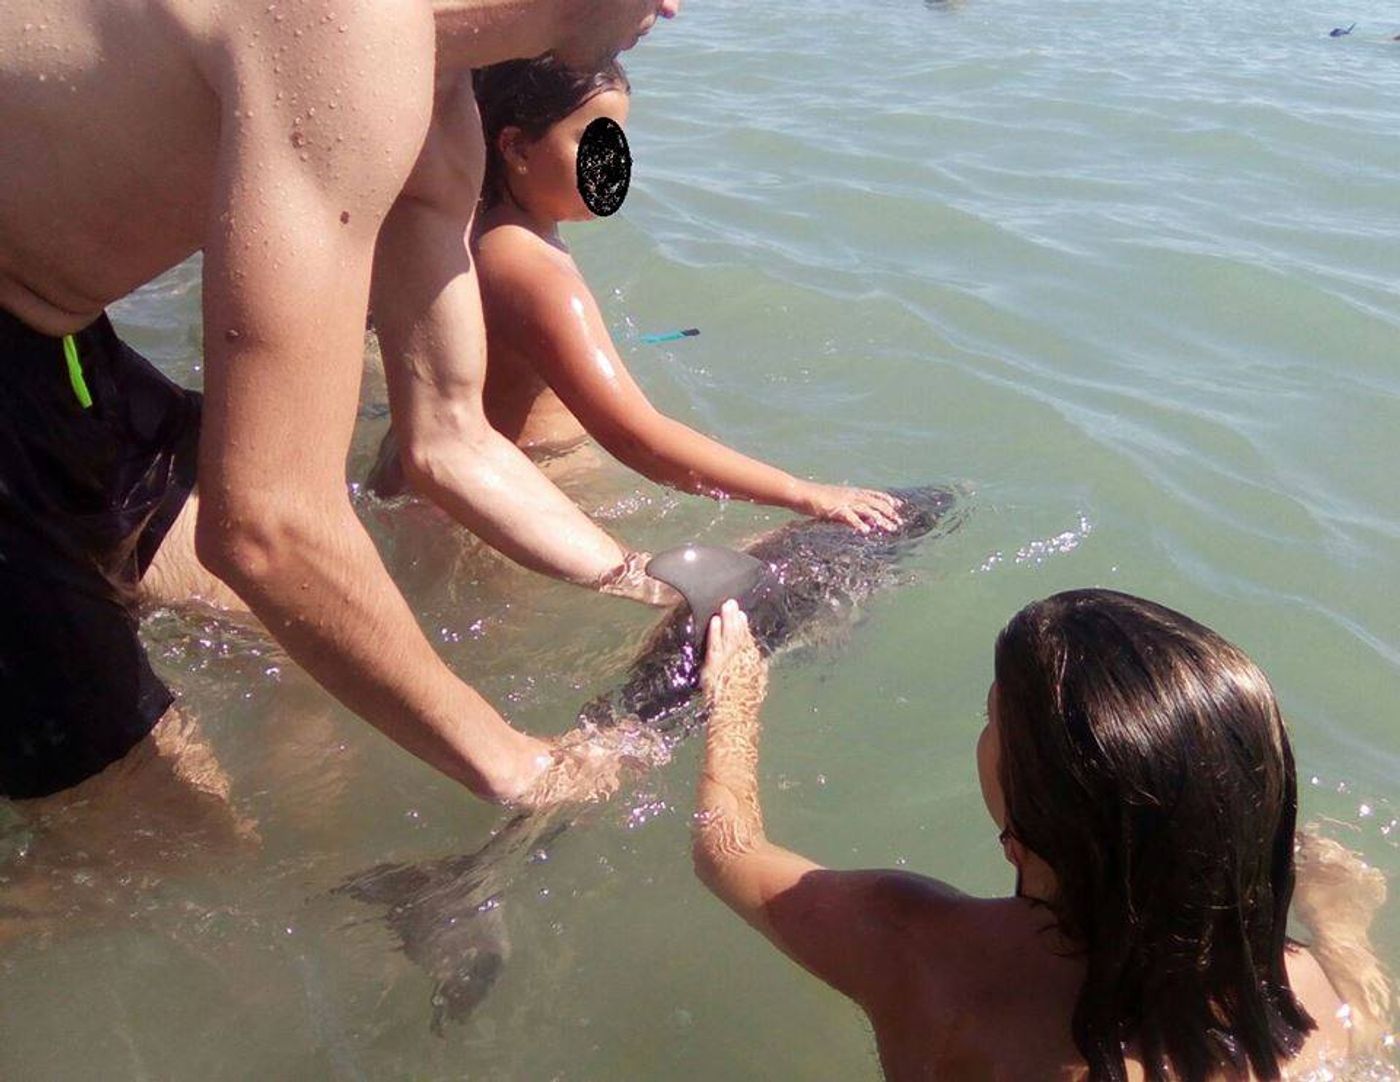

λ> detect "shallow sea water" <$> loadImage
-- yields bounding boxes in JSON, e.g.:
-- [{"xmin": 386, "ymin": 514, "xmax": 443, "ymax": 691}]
[{"xmin": 2, "ymin": 0, "xmax": 1398, "ymax": 1077}]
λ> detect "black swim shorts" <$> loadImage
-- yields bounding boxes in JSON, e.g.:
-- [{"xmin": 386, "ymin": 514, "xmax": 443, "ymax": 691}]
[{"xmin": 0, "ymin": 308, "xmax": 202, "ymax": 799}]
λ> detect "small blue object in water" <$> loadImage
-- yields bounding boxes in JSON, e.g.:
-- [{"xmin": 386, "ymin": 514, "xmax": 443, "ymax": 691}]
[
  {"xmin": 1329, "ymin": 23, "xmax": 1355, "ymax": 36},
  {"xmin": 639, "ymin": 328, "xmax": 701, "ymax": 344}
]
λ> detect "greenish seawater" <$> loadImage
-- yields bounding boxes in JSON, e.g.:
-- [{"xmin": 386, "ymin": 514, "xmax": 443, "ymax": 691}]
[{"xmin": 2, "ymin": 0, "xmax": 1397, "ymax": 1077}]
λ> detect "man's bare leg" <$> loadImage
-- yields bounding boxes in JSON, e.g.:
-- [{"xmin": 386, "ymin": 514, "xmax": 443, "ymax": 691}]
[
  {"xmin": 0, "ymin": 707, "xmax": 258, "ymax": 947},
  {"xmin": 140, "ymin": 492, "xmax": 248, "ymax": 613}
]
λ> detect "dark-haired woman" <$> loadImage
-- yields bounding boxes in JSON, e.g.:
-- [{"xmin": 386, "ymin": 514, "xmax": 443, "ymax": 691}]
[
  {"xmin": 693, "ymin": 592, "xmax": 1385, "ymax": 1080},
  {"xmin": 370, "ymin": 56, "xmax": 900, "ymax": 533}
]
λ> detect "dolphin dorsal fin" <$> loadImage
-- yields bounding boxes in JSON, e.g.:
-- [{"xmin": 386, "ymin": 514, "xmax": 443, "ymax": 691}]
[{"xmin": 647, "ymin": 544, "xmax": 769, "ymax": 642}]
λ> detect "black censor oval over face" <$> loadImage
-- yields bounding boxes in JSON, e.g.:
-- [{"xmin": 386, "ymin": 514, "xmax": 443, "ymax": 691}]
[{"xmin": 576, "ymin": 116, "xmax": 631, "ymax": 218}]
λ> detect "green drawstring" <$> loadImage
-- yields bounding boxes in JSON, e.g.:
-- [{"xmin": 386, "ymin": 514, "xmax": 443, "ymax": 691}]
[{"xmin": 62, "ymin": 333, "xmax": 93, "ymax": 409}]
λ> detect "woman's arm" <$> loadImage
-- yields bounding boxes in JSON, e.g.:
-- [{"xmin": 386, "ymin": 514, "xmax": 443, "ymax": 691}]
[
  {"xmin": 692, "ymin": 603, "xmax": 953, "ymax": 1003},
  {"xmin": 478, "ymin": 233, "xmax": 900, "ymax": 532}
]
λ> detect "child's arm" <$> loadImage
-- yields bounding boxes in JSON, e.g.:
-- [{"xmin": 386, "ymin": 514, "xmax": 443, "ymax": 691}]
[
  {"xmin": 692, "ymin": 603, "xmax": 958, "ymax": 1003},
  {"xmin": 480, "ymin": 234, "xmax": 900, "ymax": 532}
]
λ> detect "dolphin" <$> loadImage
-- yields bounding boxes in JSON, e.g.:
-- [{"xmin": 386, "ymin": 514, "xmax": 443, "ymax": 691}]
[{"xmin": 335, "ymin": 484, "xmax": 964, "ymax": 1032}]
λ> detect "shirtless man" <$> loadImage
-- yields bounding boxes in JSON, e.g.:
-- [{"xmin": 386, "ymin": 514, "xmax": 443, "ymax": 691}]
[{"xmin": 0, "ymin": 0, "xmax": 680, "ymax": 812}]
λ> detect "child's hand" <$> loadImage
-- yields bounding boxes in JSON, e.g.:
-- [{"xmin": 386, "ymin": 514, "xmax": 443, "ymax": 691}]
[
  {"xmin": 597, "ymin": 549, "xmax": 684, "ymax": 607},
  {"xmin": 798, "ymin": 483, "xmax": 901, "ymax": 533}
]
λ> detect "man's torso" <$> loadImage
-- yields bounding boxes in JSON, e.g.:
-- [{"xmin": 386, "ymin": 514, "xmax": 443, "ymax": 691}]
[{"xmin": 0, "ymin": 0, "xmax": 225, "ymax": 333}]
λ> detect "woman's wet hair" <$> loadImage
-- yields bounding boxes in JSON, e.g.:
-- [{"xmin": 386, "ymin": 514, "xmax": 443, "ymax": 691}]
[
  {"xmin": 993, "ymin": 589, "xmax": 1315, "ymax": 1082},
  {"xmin": 473, "ymin": 56, "xmax": 630, "ymax": 207}
]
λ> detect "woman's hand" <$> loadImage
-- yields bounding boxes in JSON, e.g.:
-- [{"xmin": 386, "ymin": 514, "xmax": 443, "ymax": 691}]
[
  {"xmin": 699, "ymin": 600, "xmax": 769, "ymax": 706},
  {"xmin": 796, "ymin": 483, "xmax": 902, "ymax": 533}
]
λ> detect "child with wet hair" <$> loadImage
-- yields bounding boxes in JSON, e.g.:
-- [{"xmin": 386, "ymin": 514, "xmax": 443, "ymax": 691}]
[
  {"xmin": 372, "ymin": 55, "xmax": 900, "ymax": 533},
  {"xmin": 694, "ymin": 591, "xmax": 1392, "ymax": 1081}
]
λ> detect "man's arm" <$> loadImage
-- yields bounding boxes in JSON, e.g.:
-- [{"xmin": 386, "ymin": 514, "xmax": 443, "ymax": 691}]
[
  {"xmin": 431, "ymin": 1, "xmax": 680, "ymax": 71},
  {"xmin": 193, "ymin": 0, "xmax": 545, "ymax": 802},
  {"xmin": 370, "ymin": 77, "xmax": 672, "ymax": 601},
  {"xmin": 693, "ymin": 604, "xmax": 961, "ymax": 1004}
]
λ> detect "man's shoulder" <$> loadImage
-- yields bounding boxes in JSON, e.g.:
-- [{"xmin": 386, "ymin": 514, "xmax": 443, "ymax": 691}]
[
  {"xmin": 208, "ymin": 0, "xmax": 432, "ymax": 89},
  {"xmin": 208, "ymin": 0, "xmax": 434, "ymax": 208}
]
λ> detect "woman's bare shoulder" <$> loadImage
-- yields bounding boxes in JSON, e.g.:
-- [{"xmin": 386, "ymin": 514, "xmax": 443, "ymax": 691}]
[{"xmin": 868, "ymin": 874, "xmax": 1039, "ymax": 963}]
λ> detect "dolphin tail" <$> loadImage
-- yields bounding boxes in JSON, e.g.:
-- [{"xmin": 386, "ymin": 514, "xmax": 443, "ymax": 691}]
[{"xmin": 334, "ymin": 810, "xmax": 571, "ymax": 1030}]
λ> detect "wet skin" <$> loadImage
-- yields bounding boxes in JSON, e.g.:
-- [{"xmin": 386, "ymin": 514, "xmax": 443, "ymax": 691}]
[
  {"xmin": 337, "ymin": 484, "xmax": 964, "ymax": 1028},
  {"xmin": 0, "ymin": 0, "xmax": 682, "ymax": 807},
  {"xmin": 689, "ymin": 646, "xmax": 1358, "ymax": 1081},
  {"xmin": 468, "ymin": 89, "xmax": 904, "ymax": 532}
]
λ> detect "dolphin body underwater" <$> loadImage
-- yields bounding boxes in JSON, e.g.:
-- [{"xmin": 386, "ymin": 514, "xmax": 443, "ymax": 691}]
[{"xmin": 336, "ymin": 484, "xmax": 963, "ymax": 1032}]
